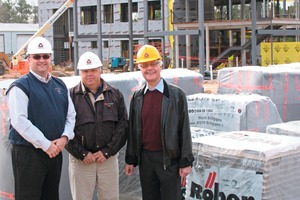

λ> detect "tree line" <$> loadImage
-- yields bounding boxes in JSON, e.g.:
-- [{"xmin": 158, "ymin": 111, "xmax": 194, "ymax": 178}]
[{"xmin": 0, "ymin": 0, "xmax": 38, "ymax": 23}]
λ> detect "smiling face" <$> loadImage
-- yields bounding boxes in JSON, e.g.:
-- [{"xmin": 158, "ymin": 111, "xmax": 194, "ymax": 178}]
[
  {"xmin": 28, "ymin": 54, "xmax": 51, "ymax": 77},
  {"xmin": 139, "ymin": 60, "xmax": 162, "ymax": 88},
  {"xmin": 80, "ymin": 67, "xmax": 102, "ymax": 92}
]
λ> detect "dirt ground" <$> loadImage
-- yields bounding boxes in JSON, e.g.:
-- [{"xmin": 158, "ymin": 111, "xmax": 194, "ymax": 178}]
[{"xmin": 203, "ymin": 79, "xmax": 218, "ymax": 94}]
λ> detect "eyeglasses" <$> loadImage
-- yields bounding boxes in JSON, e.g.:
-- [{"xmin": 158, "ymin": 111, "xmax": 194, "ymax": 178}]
[
  {"xmin": 31, "ymin": 54, "xmax": 51, "ymax": 60},
  {"xmin": 138, "ymin": 61, "xmax": 160, "ymax": 69}
]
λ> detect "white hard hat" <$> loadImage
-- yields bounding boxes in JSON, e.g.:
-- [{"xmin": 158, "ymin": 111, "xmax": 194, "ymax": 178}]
[
  {"xmin": 77, "ymin": 51, "xmax": 103, "ymax": 70},
  {"xmin": 27, "ymin": 36, "xmax": 53, "ymax": 54}
]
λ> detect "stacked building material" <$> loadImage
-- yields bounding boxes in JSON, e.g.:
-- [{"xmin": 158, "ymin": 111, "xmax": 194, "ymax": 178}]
[
  {"xmin": 0, "ymin": 68, "xmax": 203, "ymax": 200},
  {"xmin": 0, "ymin": 92, "xmax": 13, "ymax": 199},
  {"xmin": 60, "ymin": 68, "xmax": 203, "ymax": 111},
  {"xmin": 187, "ymin": 93, "xmax": 282, "ymax": 132},
  {"xmin": 190, "ymin": 127, "xmax": 218, "ymax": 139},
  {"xmin": 217, "ymin": 66, "xmax": 300, "ymax": 122},
  {"xmin": 186, "ymin": 131, "xmax": 300, "ymax": 200},
  {"xmin": 266, "ymin": 120, "xmax": 300, "ymax": 137}
]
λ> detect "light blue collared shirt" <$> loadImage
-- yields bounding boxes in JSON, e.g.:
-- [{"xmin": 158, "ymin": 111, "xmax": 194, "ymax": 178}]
[{"xmin": 144, "ymin": 78, "xmax": 164, "ymax": 94}]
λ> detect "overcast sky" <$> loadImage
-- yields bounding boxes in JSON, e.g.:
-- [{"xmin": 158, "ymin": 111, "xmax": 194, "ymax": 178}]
[{"xmin": 26, "ymin": 0, "xmax": 37, "ymax": 6}]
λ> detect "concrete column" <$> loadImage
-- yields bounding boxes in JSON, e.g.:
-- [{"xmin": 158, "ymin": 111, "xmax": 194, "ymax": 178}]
[
  {"xmin": 97, "ymin": 0, "xmax": 102, "ymax": 60},
  {"xmin": 128, "ymin": 0, "xmax": 134, "ymax": 71},
  {"xmin": 241, "ymin": 0, "xmax": 245, "ymax": 19},
  {"xmin": 175, "ymin": 35, "xmax": 179, "ymax": 68},
  {"xmin": 185, "ymin": 0, "xmax": 191, "ymax": 68},
  {"xmin": 144, "ymin": 0, "xmax": 149, "ymax": 44},
  {"xmin": 161, "ymin": 0, "xmax": 166, "ymax": 68},
  {"xmin": 241, "ymin": 27, "xmax": 247, "ymax": 66},
  {"xmin": 198, "ymin": 0, "xmax": 205, "ymax": 75},
  {"xmin": 229, "ymin": 0, "xmax": 233, "ymax": 48},
  {"xmin": 297, "ymin": 0, "xmax": 300, "ymax": 41},
  {"xmin": 74, "ymin": 0, "xmax": 79, "ymax": 75},
  {"xmin": 205, "ymin": 25, "xmax": 210, "ymax": 71},
  {"xmin": 186, "ymin": 36, "xmax": 191, "ymax": 68},
  {"xmin": 262, "ymin": 0, "xmax": 266, "ymax": 18},
  {"xmin": 251, "ymin": 0, "xmax": 257, "ymax": 65}
]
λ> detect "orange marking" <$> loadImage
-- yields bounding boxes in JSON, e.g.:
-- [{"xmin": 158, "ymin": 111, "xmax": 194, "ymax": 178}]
[{"xmin": 0, "ymin": 191, "xmax": 15, "ymax": 200}]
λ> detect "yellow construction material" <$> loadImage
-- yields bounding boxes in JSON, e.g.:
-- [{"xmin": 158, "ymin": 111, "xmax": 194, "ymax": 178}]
[
  {"xmin": 260, "ymin": 42, "xmax": 300, "ymax": 66},
  {"xmin": 168, "ymin": 0, "xmax": 174, "ymax": 67}
]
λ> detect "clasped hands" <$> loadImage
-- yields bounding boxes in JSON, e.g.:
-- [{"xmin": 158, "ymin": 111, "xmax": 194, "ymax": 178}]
[
  {"xmin": 83, "ymin": 151, "xmax": 107, "ymax": 165},
  {"xmin": 45, "ymin": 136, "xmax": 68, "ymax": 158}
]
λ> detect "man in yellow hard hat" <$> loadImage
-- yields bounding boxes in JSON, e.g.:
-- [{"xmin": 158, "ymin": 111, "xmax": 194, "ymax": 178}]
[{"xmin": 125, "ymin": 44, "xmax": 194, "ymax": 200}]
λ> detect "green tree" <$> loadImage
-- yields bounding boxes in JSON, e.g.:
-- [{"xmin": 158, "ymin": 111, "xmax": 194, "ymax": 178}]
[
  {"xmin": 32, "ymin": 6, "xmax": 38, "ymax": 23},
  {"xmin": 15, "ymin": 0, "xmax": 32, "ymax": 23},
  {"xmin": 0, "ymin": 0, "xmax": 38, "ymax": 23},
  {"xmin": 0, "ymin": 0, "xmax": 18, "ymax": 23}
]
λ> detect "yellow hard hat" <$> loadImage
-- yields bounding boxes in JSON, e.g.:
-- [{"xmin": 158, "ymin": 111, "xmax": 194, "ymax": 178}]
[{"xmin": 136, "ymin": 45, "xmax": 162, "ymax": 64}]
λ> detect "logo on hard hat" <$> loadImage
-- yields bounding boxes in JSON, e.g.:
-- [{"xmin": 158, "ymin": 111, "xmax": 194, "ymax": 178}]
[
  {"xmin": 38, "ymin": 43, "xmax": 44, "ymax": 48},
  {"xmin": 144, "ymin": 53, "xmax": 149, "ymax": 58},
  {"xmin": 86, "ymin": 59, "xmax": 92, "ymax": 65}
]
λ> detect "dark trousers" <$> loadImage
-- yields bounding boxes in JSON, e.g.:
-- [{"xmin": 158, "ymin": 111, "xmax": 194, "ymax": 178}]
[
  {"xmin": 139, "ymin": 150, "xmax": 181, "ymax": 200},
  {"xmin": 11, "ymin": 145, "xmax": 62, "ymax": 200}
]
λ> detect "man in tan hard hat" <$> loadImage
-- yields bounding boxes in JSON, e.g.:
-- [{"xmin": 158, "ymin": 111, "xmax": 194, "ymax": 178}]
[
  {"xmin": 125, "ymin": 44, "xmax": 194, "ymax": 200},
  {"xmin": 66, "ymin": 51, "xmax": 128, "ymax": 200},
  {"xmin": 6, "ymin": 36, "xmax": 76, "ymax": 200}
]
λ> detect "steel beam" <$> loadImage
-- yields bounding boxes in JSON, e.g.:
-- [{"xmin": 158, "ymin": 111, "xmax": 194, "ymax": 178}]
[{"xmin": 257, "ymin": 29, "xmax": 300, "ymax": 36}]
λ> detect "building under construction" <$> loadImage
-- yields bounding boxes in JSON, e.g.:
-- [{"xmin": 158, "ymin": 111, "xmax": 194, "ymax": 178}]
[{"xmin": 39, "ymin": 0, "xmax": 300, "ymax": 73}]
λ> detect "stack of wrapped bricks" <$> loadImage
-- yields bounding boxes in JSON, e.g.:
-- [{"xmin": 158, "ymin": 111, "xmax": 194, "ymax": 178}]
[
  {"xmin": 187, "ymin": 93, "xmax": 282, "ymax": 133},
  {"xmin": 217, "ymin": 66, "xmax": 300, "ymax": 122},
  {"xmin": 186, "ymin": 131, "xmax": 300, "ymax": 200}
]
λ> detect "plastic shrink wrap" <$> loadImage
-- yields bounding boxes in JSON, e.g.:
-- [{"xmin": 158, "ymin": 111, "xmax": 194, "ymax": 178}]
[
  {"xmin": 0, "ymin": 69, "xmax": 203, "ymax": 200},
  {"xmin": 187, "ymin": 93, "xmax": 282, "ymax": 132},
  {"xmin": 217, "ymin": 66, "xmax": 300, "ymax": 122},
  {"xmin": 186, "ymin": 131, "xmax": 300, "ymax": 200}
]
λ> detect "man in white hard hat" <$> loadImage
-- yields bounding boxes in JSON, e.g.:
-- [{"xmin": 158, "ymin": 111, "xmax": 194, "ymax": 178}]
[
  {"xmin": 66, "ymin": 51, "xmax": 128, "ymax": 200},
  {"xmin": 6, "ymin": 36, "xmax": 76, "ymax": 200}
]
